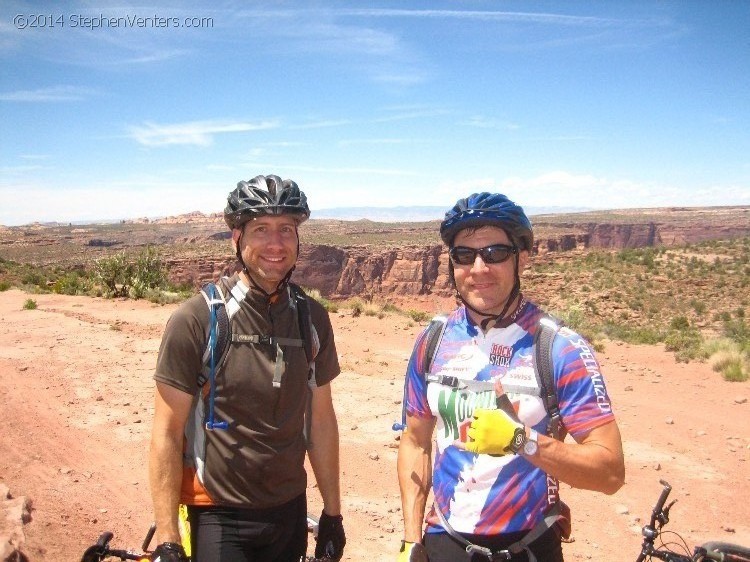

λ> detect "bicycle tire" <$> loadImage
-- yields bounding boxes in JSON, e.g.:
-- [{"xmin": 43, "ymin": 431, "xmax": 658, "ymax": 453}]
[{"xmin": 701, "ymin": 542, "xmax": 750, "ymax": 562}]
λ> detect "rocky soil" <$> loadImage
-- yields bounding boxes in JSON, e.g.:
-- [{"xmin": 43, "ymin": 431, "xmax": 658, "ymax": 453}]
[{"xmin": 1, "ymin": 288, "xmax": 749, "ymax": 561}]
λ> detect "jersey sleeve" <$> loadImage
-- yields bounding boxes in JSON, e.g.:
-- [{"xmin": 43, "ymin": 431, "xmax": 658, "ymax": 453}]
[
  {"xmin": 403, "ymin": 327, "xmax": 433, "ymax": 419},
  {"xmin": 553, "ymin": 327, "xmax": 616, "ymax": 438},
  {"xmin": 153, "ymin": 294, "xmax": 207, "ymax": 395},
  {"xmin": 308, "ymin": 299, "xmax": 341, "ymax": 386}
]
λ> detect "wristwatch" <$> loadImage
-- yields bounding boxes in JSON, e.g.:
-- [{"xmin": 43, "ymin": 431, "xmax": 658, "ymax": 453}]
[{"xmin": 522, "ymin": 428, "xmax": 539, "ymax": 457}]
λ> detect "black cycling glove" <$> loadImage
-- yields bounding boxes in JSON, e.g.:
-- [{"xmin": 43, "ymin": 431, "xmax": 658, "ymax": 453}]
[
  {"xmin": 315, "ymin": 511, "xmax": 346, "ymax": 561},
  {"xmin": 151, "ymin": 542, "xmax": 189, "ymax": 562}
]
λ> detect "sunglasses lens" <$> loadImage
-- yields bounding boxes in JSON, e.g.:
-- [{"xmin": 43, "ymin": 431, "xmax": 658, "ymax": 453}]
[
  {"xmin": 482, "ymin": 245, "xmax": 513, "ymax": 264},
  {"xmin": 451, "ymin": 247, "xmax": 476, "ymax": 265},
  {"xmin": 450, "ymin": 244, "xmax": 516, "ymax": 265}
]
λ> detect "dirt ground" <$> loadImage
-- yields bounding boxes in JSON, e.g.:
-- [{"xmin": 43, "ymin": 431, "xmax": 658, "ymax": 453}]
[{"xmin": 1, "ymin": 288, "xmax": 748, "ymax": 561}]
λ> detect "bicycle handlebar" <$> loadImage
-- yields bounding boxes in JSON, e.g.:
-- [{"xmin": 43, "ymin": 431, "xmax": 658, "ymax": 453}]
[
  {"xmin": 636, "ymin": 480, "xmax": 750, "ymax": 562},
  {"xmin": 651, "ymin": 479, "xmax": 672, "ymax": 525}
]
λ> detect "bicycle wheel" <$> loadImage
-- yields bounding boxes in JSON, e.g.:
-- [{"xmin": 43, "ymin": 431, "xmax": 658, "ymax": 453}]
[{"xmin": 701, "ymin": 541, "xmax": 750, "ymax": 562}]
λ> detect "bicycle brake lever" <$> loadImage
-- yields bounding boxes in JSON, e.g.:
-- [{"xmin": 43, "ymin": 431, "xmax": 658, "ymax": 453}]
[{"xmin": 659, "ymin": 499, "xmax": 677, "ymax": 525}]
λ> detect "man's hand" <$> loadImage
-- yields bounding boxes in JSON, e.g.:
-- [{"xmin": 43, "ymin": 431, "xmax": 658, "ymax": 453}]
[
  {"xmin": 397, "ymin": 541, "xmax": 429, "ymax": 562},
  {"xmin": 459, "ymin": 408, "xmax": 525, "ymax": 455},
  {"xmin": 315, "ymin": 511, "xmax": 346, "ymax": 561},
  {"xmin": 151, "ymin": 542, "xmax": 188, "ymax": 562}
]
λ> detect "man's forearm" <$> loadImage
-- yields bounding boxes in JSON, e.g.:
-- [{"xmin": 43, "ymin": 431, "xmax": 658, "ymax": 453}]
[
  {"xmin": 527, "ymin": 422, "xmax": 625, "ymax": 495},
  {"xmin": 308, "ymin": 403, "xmax": 342, "ymax": 515},
  {"xmin": 149, "ymin": 433, "xmax": 184, "ymax": 543},
  {"xmin": 397, "ymin": 434, "xmax": 432, "ymax": 542}
]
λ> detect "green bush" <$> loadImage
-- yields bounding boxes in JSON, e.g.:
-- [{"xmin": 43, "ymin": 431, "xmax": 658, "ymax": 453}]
[
  {"xmin": 407, "ymin": 309, "xmax": 429, "ymax": 323},
  {"xmin": 131, "ymin": 246, "xmax": 168, "ymax": 299},
  {"xmin": 94, "ymin": 252, "xmax": 132, "ymax": 297},
  {"xmin": 93, "ymin": 246, "xmax": 169, "ymax": 299},
  {"xmin": 712, "ymin": 352, "xmax": 749, "ymax": 382},
  {"xmin": 52, "ymin": 272, "xmax": 88, "ymax": 295},
  {"xmin": 21, "ymin": 271, "xmax": 47, "ymax": 288},
  {"xmin": 23, "ymin": 298, "xmax": 37, "ymax": 310},
  {"xmin": 348, "ymin": 298, "xmax": 364, "ymax": 317},
  {"xmin": 0, "ymin": 281, "xmax": 10, "ymax": 291},
  {"xmin": 664, "ymin": 328, "xmax": 705, "ymax": 362},
  {"xmin": 669, "ymin": 315, "xmax": 691, "ymax": 331}
]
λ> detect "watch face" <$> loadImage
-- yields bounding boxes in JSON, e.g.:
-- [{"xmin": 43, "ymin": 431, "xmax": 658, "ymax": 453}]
[
  {"xmin": 523, "ymin": 439, "xmax": 538, "ymax": 456},
  {"xmin": 510, "ymin": 427, "xmax": 526, "ymax": 454}
]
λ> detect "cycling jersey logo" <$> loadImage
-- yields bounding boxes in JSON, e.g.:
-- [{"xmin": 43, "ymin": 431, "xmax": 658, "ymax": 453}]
[
  {"xmin": 489, "ymin": 343, "xmax": 512, "ymax": 367},
  {"xmin": 437, "ymin": 388, "xmax": 495, "ymax": 439}
]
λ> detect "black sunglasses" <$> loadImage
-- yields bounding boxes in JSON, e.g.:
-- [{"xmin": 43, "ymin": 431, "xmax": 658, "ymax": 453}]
[{"xmin": 449, "ymin": 243, "xmax": 518, "ymax": 265}]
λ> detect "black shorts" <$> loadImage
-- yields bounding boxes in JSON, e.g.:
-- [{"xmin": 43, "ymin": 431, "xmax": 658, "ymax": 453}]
[
  {"xmin": 424, "ymin": 525, "xmax": 563, "ymax": 562},
  {"xmin": 187, "ymin": 494, "xmax": 308, "ymax": 562}
]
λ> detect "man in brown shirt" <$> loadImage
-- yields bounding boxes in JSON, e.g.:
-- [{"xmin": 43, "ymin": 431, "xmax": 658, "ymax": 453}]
[{"xmin": 149, "ymin": 175, "xmax": 345, "ymax": 562}]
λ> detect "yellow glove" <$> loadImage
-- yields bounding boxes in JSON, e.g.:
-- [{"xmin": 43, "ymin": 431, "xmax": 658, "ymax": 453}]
[
  {"xmin": 464, "ymin": 408, "xmax": 526, "ymax": 455},
  {"xmin": 397, "ymin": 541, "xmax": 429, "ymax": 562}
]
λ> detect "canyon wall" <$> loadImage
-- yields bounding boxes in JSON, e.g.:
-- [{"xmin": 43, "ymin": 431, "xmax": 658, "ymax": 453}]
[{"xmin": 165, "ymin": 220, "xmax": 750, "ymax": 299}]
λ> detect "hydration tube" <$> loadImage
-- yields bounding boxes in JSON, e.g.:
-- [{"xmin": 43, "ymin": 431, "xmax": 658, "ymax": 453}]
[{"xmin": 205, "ymin": 284, "xmax": 228, "ymax": 431}]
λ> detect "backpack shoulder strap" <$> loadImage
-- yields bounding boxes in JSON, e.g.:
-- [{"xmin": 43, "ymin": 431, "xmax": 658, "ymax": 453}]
[
  {"xmin": 289, "ymin": 283, "xmax": 320, "ymax": 447},
  {"xmin": 199, "ymin": 281, "xmax": 230, "ymax": 430},
  {"xmin": 533, "ymin": 314, "xmax": 563, "ymax": 440},
  {"xmin": 422, "ymin": 315, "xmax": 448, "ymax": 376},
  {"xmin": 199, "ymin": 282, "xmax": 230, "ymax": 388},
  {"xmin": 393, "ymin": 315, "xmax": 447, "ymax": 432},
  {"xmin": 289, "ymin": 283, "xmax": 316, "ymax": 371}
]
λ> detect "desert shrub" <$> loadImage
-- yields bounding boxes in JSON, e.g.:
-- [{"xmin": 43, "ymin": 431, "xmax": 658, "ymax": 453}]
[
  {"xmin": 23, "ymin": 298, "xmax": 37, "ymax": 310},
  {"xmin": 600, "ymin": 322, "xmax": 663, "ymax": 345},
  {"xmin": 711, "ymin": 349, "xmax": 749, "ymax": 382},
  {"xmin": 722, "ymin": 318, "xmax": 750, "ymax": 352},
  {"xmin": 93, "ymin": 246, "xmax": 169, "ymax": 299},
  {"xmin": 0, "ymin": 281, "xmax": 10, "ymax": 291},
  {"xmin": 381, "ymin": 302, "xmax": 400, "ymax": 314},
  {"xmin": 52, "ymin": 272, "xmax": 88, "ymax": 295},
  {"xmin": 94, "ymin": 252, "xmax": 132, "ymax": 297},
  {"xmin": 407, "ymin": 309, "xmax": 429, "ymax": 323},
  {"xmin": 130, "ymin": 246, "xmax": 168, "ymax": 299},
  {"xmin": 664, "ymin": 328, "xmax": 705, "ymax": 362},
  {"xmin": 347, "ymin": 298, "xmax": 364, "ymax": 317},
  {"xmin": 669, "ymin": 315, "xmax": 691, "ymax": 331},
  {"xmin": 689, "ymin": 299, "xmax": 706, "ymax": 315},
  {"xmin": 21, "ymin": 270, "xmax": 47, "ymax": 289},
  {"xmin": 316, "ymin": 296, "xmax": 339, "ymax": 313}
]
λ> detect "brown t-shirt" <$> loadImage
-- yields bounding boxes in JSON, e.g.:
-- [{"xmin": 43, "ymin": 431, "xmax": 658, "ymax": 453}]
[{"xmin": 154, "ymin": 274, "xmax": 340, "ymax": 508}]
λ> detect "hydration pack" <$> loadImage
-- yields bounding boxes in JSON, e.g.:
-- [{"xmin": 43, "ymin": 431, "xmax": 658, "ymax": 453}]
[{"xmin": 198, "ymin": 279, "xmax": 319, "ymax": 431}]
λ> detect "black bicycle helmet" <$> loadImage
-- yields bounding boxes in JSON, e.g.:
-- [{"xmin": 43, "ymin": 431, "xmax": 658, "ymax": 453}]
[
  {"xmin": 439, "ymin": 192, "xmax": 533, "ymax": 251},
  {"xmin": 224, "ymin": 174, "xmax": 310, "ymax": 229}
]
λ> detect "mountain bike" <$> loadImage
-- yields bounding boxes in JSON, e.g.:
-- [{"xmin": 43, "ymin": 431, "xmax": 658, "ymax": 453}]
[
  {"xmin": 636, "ymin": 480, "xmax": 750, "ymax": 562},
  {"xmin": 81, "ymin": 515, "xmax": 335, "ymax": 561}
]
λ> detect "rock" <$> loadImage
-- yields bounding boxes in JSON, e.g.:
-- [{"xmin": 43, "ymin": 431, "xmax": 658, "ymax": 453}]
[
  {"xmin": 0, "ymin": 487, "xmax": 31, "ymax": 562},
  {"xmin": 615, "ymin": 504, "xmax": 629, "ymax": 515},
  {"xmin": 734, "ymin": 397, "xmax": 747, "ymax": 404},
  {"xmin": 368, "ymin": 452, "xmax": 380, "ymax": 461},
  {"xmin": 665, "ymin": 418, "xmax": 674, "ymax": 425}
]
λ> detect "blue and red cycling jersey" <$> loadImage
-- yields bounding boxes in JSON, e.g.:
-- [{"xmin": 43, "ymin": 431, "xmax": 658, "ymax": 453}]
[{"xmin": 403, "ymin": 300, "xmax": 616, "ymax": 535}]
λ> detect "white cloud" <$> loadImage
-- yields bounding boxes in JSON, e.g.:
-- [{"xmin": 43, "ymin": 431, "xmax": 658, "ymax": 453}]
[
  {"xmin": 128, "ymin": 119, "xmax": 279, "ymax": 147},
  {"xmin": 0, "ymin": 85, "xmax": 97, "ymax": 102}
]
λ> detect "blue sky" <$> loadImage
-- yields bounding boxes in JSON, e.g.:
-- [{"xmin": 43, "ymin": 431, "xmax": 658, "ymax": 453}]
[{"xmin": 1, "ymin": 1, "xmax": 749, "ymax": 226}]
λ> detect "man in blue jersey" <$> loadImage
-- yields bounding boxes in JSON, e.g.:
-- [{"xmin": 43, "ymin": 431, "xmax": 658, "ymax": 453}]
[{"xmin": 396, "ymin": 193, "xmax": 625, "ymax": 562}]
